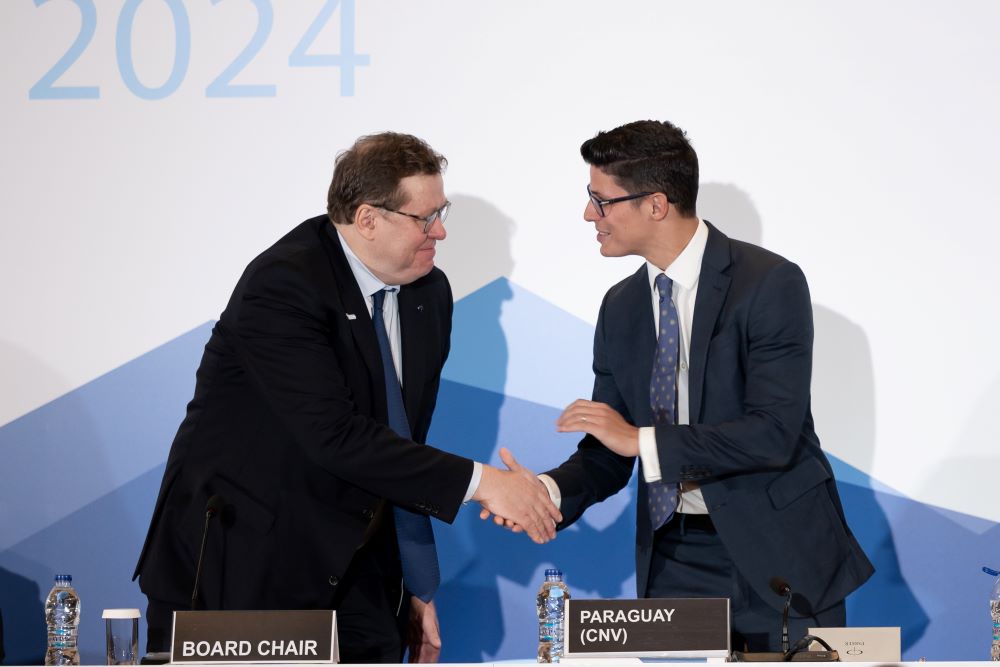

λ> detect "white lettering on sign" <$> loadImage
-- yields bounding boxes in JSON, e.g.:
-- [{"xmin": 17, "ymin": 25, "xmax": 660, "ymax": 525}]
[
  {"xmin": 180, "ymin": 640, "xmax": 253, "ymax": 657},
  {"xmin": 578, "ymin": 608, "xmax": 675, "ymax": 624},
  {"xmin": 257, "ymin": 639, "xmax": 319, "ymax": 657},
  {"xmin": 181, "ymin": 638, "xmax": 301, "ymax": 658},
  {"xmin": 580, "ymin": 627, "xmax": 629, "ymax": 645}
]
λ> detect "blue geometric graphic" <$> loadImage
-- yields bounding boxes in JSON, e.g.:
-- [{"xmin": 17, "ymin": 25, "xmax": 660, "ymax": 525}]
[{"xmin": 1, "ymin": 280, "xmax": 998, "ymax": 664}]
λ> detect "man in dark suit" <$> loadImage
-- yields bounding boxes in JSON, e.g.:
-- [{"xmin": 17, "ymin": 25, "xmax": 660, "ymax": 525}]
[
  {"xmin": 134, "ymin": 132, "xmax": 560, "ymax": 663},
  {"xmin": 505, "ymin": 120, "xmax": 872, "ymax": 651}
]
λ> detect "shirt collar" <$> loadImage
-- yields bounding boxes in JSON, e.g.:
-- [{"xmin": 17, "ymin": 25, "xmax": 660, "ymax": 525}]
[
  {"xmin": 334, "ymin": 225, "xmax": 401, "ymax": 298},
  {"xmin": 646, "ymin": 218, "xmax": 708, "ymax": 292}
]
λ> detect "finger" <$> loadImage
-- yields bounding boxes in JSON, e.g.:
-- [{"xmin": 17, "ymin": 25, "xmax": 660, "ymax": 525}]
[
  {"xmin": 530, "ymin": 505, "xmax": 556, "ymax": 541},
  {"xmin": 521, "ymin": 513, "xmax": 547, "ymax": 544},
  {"xmin": 556, "ymin": 406, "xmax": 599, "ymax": 430},
  {"xmin": 498, "ymin": 446, "xmax": 522, "ymax": 472},
  {"xmin": 479, "ymin": 507, "xmax": 491, "ymax": 520},
  {"xmin": 493, "ymin": 514, "xmax": 506, "ymax": 527}
]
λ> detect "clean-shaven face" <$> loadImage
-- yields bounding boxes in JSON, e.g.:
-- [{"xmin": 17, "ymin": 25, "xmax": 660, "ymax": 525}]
[{"xmin": 585, "ymin": 165, "xmax": 650, "ymax": 258}]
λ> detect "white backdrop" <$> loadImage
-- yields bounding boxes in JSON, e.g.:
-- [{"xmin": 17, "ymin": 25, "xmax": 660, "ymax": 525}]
[{"xmin": 2, "ymin": 0, "xmax": 999, "ymax": 662}]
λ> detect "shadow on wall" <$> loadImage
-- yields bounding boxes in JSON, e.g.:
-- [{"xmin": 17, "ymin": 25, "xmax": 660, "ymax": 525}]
[
  {"xmin": 0, "ymin": 326, "xmax": 213, "ymax": 665},
  {"xmin": 698, "ymin": 182, "xmax": 928, "ymax": 651},
  {"xmin": 432, "ymin": 383, "xmax": 637, "ymax": 661},
  {"xmin": 891, "ymin": 372, "xmax": 1000, "ymax": 659},
  {"xmin": 428, "ymin": 194, "xmax": 515, "ymax": 660},
  {"xmin": 0, "ymin": 562, "xmax": 44, "ymax": 664},
  {"xmin": 435, "ymin": 194, "xmax": 516, "ymax": 301},
  {"xmin": 0, "ymin": 340, "xmax": 107, "ymax": 665},
  {"xmin": 429, "ymin": 196, "xmax": 639, "ymax": 660}
]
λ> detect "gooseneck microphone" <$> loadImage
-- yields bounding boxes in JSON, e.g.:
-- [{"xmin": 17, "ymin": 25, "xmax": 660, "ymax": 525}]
[
  {"xmin": 769, "ymin": 576, "xmax": 793, "ymax": 653},
  {"xmin": 732, "ymin": 577, "xmax": 837, "ymax": 661},
  {"xmin": 190, "ymin": 495, "xmax": 226, "ymax": 611}
]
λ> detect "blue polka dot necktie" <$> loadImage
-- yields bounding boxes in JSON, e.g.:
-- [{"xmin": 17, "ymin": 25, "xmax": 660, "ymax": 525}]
[
  {"xmin": 648, "ymin": 273, "xmax": 679, "ymax": 530},
  {"xmin": 371, "ymin": 288, "xmax": 440, "ymax": 602}
]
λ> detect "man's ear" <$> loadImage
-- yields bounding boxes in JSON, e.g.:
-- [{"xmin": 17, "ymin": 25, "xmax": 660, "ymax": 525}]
[
  {"xmin": 649, "ymin": 193, "xmax": 670, "ymax": 220},
  {"xmin": 354, "ymin": 204, "xmax": 379, "ymax": 240}
]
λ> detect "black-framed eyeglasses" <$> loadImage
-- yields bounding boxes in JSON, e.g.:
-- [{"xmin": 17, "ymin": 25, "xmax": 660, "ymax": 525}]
[
  {"xmin": 587, "ymin": 184, "xmax": 654, "ymax": 217},
  {"xmin": 377, "ymin": 201, "xmax": 451, "ymax": 233}
]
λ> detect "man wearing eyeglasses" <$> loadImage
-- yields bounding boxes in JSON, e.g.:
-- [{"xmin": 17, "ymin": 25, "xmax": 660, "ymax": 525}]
[
  {"xmin": 134, "ymin": 132, "xmax": 561, "ymax": 664},
  {"xmin": 495, "ymin": 120, "xmax": 873, "ymax": 652}
]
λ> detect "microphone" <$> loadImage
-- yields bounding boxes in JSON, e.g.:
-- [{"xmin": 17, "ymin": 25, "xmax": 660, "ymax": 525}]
[
  {"xmin": 190, "ymin": 495, "xmax": 226, "ymax": 611},
  {"xmin": 769, "ymin": 576, "xmax": 793, "ymax": 653}
]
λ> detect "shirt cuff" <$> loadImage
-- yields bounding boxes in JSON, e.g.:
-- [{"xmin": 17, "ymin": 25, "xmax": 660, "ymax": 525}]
[
  {"xmin": 537, "ymin": 474, "xmax": 562, "ymax": 511},
  {"xmin": 638, "ymin": 426, "xmax": 661, "ymax": 483},
  {"xmin": 463, "ymin": 461, "xmax": 484, "ymax": 503}
]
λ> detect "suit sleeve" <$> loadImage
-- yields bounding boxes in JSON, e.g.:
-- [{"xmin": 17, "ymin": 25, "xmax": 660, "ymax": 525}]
[
  {"xmin": 656, "ymin": 260, "xmax": 816, "ymax": 481},
  {"xmin": 224, "ymin": 254, "xmax": 473, "ymax": 522},
  {"xmin": 545, "ymin": 292, "xmax": 636, "ymax": 528}
]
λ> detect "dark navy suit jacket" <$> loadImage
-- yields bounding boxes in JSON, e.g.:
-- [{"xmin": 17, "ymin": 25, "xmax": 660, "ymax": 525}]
[
  {"xmin": 134, "ymin": 215, "xmax": 473, "ymax": 610},
  {"xmin": 547, "ymin": 222, "xmax": 873, "ymax": 614}
]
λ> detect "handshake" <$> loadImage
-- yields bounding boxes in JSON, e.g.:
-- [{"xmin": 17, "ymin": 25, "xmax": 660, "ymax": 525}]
[
  {"xmin": 468, "ymin": 398, "xmax": 639, "ymax": 544},
  {"xmin": 470, "ymin": 447, "xmax": 562, "ymax": 544}
]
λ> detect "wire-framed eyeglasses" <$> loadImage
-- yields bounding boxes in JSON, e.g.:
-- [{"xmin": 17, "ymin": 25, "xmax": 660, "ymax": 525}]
[{"xmin": 377, "ymin": 201, "xmax": 451, "ymax": 233}]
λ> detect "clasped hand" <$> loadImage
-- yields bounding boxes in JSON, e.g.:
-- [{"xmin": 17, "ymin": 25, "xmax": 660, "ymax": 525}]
[
  {"xmin": 473, "ymin": 447, "xmax": 562, "ymax": 543},
  {"xmin": 476, "ymin": 401, "xmax": 637, "ymax": 540}
]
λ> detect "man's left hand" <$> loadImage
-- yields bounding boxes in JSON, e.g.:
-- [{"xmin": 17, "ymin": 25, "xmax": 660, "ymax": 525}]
[
  {"xmin": 556, "ymin": 400, "xmax": 639, "ymax": 457},
  {"xmin": 407, "ymin": 597, "xmax": 442, "ymax": 663}
]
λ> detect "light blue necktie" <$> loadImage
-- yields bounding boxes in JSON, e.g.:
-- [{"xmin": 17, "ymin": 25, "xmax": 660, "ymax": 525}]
[
  {"xmin": 371, "ymin": 288, "xmax": 440, "ymax": 602},
  {"xmin": 648, "ymin": 274, "xmax": 680, "ymax": 530}
]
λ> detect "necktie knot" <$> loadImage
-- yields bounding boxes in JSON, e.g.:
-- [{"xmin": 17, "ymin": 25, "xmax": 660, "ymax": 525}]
[
  {"xmin": 655, "ymin": 273, "xmax": 673, "ymax": 302},
  {"xmin": 371, "ymin": 287, "xmax": 396, "ymax": 313},
  {"xmin": 372, "ymin": 288, "xmax": 385, "ymax": 311}
]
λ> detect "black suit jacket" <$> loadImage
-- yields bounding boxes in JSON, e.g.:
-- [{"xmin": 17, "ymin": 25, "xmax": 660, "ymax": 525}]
[
  {"xmin": 134, "ymin": 215, "xmax": 473, "ymax": 609},
  {"xmin": 547, "ymin": 222, "xmax": 873, "ymax": 614}
]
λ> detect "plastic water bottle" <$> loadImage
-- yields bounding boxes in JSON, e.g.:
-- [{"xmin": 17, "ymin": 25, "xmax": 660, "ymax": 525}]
[
  {"xmin": 537, "ymin": 568, "xmax": 570, "ymax": 663},
  {"xmin": 986, "ymin": 567, "xmax": 1000, "ymax": 661},
  {"xmin": 44, "ymin": 574, "xmax": 81, "ymax": 666}
]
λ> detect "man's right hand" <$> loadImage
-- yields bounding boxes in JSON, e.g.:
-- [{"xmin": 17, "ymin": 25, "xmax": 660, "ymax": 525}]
[{"xmin": 472, "ymin": 447, "xmax": 562, "ymax": 544}]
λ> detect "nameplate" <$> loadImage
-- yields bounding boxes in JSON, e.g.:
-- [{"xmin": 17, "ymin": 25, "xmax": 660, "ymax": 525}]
[
  {"xmin": 171, "ymin": 610, "xmax": 338, "ymax": 664},
  {"xmin": 564, "ymin": 598, "xmax": 729, "ymax": 659},
  {"xmin": 807, "ymin": 626, "xmax": 901, "ymax": 662}
]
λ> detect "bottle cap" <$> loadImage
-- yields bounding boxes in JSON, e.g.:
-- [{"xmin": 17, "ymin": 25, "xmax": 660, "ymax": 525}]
[
  {"xmin": 544, "ymin": 568, "xmax": 562, "ymax": 577},
  {"xmin": 983, "ymin": 566, "xmax": 1000, "ymax": 577},
  {"xmin": 102, "ymin": 609, "xmax": 141, "ymax": 619},
  {"xmin": 54, "ymin": 574, "xmax": 73, "ymax": 583}
]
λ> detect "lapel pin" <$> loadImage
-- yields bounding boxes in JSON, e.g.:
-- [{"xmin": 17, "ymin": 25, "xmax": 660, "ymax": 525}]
[
  {"xmin": 345, "ymin": 313, "xmax": 357, "ymax": 320},
  {"xmin": 417, "ymin": 305, "xmax": 424, "ymax": 312}
]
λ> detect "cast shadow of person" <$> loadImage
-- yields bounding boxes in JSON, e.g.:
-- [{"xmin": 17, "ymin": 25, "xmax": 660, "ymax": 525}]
[
  {"xmin": 429, "ymin": 195, "xmax": 637, "ymax": 660},
  {"xmin": 0, "ymin": 562, "xmax": 44, "ymax": 664},
  {"xmin": 699, "ymin": 183, "xmax": 928, "ymax": 652}
]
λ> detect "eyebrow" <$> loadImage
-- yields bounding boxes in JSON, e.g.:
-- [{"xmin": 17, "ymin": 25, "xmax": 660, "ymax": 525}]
[{"xmin": 408, "ymin": 201, "xmax": 448, "ymax": 218}]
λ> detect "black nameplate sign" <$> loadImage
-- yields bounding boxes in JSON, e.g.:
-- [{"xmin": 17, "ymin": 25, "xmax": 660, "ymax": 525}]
[
  {"xmin": 564, "ymin": 598, "xmax": 729, "ymax": 659},
  {"xmin": 171, "ymin": 610, "xmax": 337, "ymax": 664}
]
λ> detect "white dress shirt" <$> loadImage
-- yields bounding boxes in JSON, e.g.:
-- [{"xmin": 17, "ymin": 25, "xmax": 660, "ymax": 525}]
[
  {"xmin": 336, "ymin": 229, "xmax": 482, "ymax": 501},
  {"xmin": 539, "ymin": 219, "xmax": 710, "ymax": 514},
  {"xmin": 638, "ymin": 218, "xmax": 709, "ymax": 513}
]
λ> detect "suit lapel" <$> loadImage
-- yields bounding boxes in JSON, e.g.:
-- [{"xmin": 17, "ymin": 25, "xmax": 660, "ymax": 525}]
[
  {"xmin": 322, "ymin": 223, "xmax": 384, "ymax": 390},
  {"xmin": 397, "ymin": 286, "xmax": 428, "ymax": 429},
  {"xmin": 688, "ymin": 221, "xmax": 732, "ymax": 424},
  {"xmin": 611, "ymin": 266, "xmax": 656, "ymax": 426}
]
